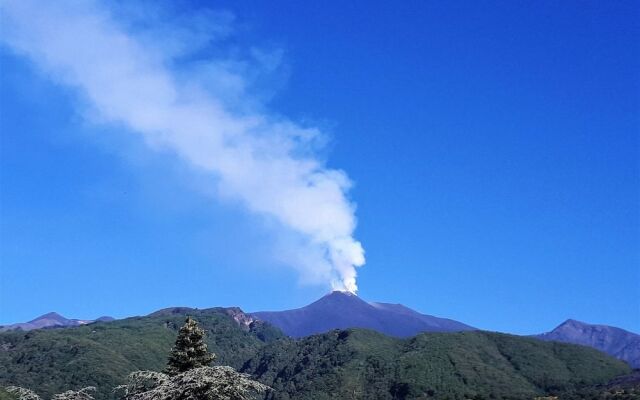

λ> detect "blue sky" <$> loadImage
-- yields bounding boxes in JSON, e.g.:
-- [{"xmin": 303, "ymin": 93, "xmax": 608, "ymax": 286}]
[{"xmin": 1, "ymin": 0, "xmax": 638, "ymax": 335}]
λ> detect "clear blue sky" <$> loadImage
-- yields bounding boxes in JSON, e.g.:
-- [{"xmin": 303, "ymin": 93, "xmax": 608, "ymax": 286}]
[{"xmin": 1, "ymin": 0, "xmax": 638, "ymax": 335}]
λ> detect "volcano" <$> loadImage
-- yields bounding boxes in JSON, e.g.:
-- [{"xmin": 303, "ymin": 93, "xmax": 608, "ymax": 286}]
[{"xmin": 251, "ymin": 291, "xmax": 475, "ymax": 338}]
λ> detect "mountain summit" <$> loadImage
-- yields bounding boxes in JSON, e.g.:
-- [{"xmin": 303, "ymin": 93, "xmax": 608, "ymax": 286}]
[
  {"xmin": 0, "ymin": 312, "xmax": 114, "ymax": 332},
  {"xmin": 251, "ymin": 291, "xmax": 474, "ymax": 338},
  {"xmin": 536, "ymin": 319, "xmax": 640, "ymax": 368}
]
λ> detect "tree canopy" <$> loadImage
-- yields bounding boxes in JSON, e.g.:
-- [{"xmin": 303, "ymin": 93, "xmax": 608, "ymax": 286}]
[
  {"xmin": 165, "ymin": 317, "xmax": 216, "ymax": 376},
  {"xmin": 116, "ymin": 367, "xmax": 269, "ymax": 400}
]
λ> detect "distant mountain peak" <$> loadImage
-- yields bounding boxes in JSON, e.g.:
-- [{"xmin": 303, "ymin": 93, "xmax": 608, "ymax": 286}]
[
  {"xmin": 30, "ymin": 312, "xmax": 68, "ymax": 323},
  {"xmin": 39, "ymin": 312, "xmax": 63, "ymax": 318},
  {"xmin": 319, "ymin": 290, "xmax": 364, "ymax": 301},
  {"xmin": 252, "ymin": 293, "xmax": 474, "ymax": 338},
  {"xmin": 319, "ymin": 291, "xmax": 359, "ymax": 300},
  {"xmin": 558, "ymin": 318, "xmax": 588, "ymax": 327},
  {"xmin": 536, "ymin": 320, "xmax": 640, "ymax": 368},
  {"xmin": 553, "ymin": 319, "xmax": 630, "ymax": 335},
  {"xmin": 329, "ymin": 290, "xmax": 357, "ymax": 296},
  {"xmin": 1, "ymin": 312, "xmax": 115, "ymax": 332}
]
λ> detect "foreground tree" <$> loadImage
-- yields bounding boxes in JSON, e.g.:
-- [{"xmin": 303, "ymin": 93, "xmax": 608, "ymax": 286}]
[
  {"xmin": 6, "ymin": 318, "xmax": 268, "ymax": 400},
  {"xmin": 116, "ymin": 367, "xmax": 269, "ymax": 400},
  {"xmin": 112, "ymin": 317, "xmax": 269, "ymax": 400},
  {"xmin": 165, "ymin": 317, "xmax": 215, "ymax": 375},
  {"xmin": 4, "ymin": 387, "xmax": 40, "ymax": 400},
  {"xmin": 51, "ymin": 388, "xmax": 95, "ymax": 400}
]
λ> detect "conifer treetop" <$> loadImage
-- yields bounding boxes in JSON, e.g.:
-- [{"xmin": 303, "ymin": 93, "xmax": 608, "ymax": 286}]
[{"xmin": 165, "ymin": 316, "xmax": 215, "ymax": 376}]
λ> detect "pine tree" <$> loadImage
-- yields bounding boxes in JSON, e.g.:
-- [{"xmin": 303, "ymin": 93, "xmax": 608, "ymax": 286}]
[{"xmin": 165, "ymin": 317, "xmax": 215, "ymax": 376}]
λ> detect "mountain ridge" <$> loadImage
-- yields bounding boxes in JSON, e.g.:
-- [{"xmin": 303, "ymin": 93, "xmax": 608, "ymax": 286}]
[
  {"xmin": 3, "ymin": 295, "xmax": 638, "ymax": 371},
  {"xmin": 535, "ymin": 318, "xmax": 640, "ymax": 368},
  {"xmin": 251, "ymin": 291, "xmax": 475, "ymax": 338},
  {"xmin": 0, "ymin": 306, "xmax": 631, "ymax": 400},
  {"xmin": 0, "ymin": 312, "xmax": 114, "ymax": 332}
]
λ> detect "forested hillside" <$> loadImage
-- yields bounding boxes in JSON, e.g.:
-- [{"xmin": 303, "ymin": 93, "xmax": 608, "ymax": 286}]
[
  {"xmin": 0, "ymin": 309, "xmax": 631, "ymax": 400},
  {"xmin": 242, "ymin": 329, "xmax": 631, "ymax": 400},
  {"xmin": 0, "ymin": 308, "xmax": 281, "ymax": 400}
]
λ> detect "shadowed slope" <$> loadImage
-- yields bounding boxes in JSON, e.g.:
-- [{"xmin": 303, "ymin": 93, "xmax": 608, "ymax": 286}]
[
  {"xmin": 536, "ymin": 319, "xmax": 640, "ymax": 368},
  {"xmin": 252, "ymin": 291, "xmax": 475, "ymax": 338}
]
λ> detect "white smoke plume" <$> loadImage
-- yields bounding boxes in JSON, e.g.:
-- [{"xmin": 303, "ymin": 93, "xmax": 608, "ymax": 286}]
[{"xmin": 0, "ymin": 0, "xmax": 365, "ymax": 292}]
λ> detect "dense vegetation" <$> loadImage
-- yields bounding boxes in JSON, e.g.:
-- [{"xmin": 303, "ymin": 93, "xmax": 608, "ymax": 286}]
[
  {"xmin": 544, "ymin": 371, "xmax": 640, "ymax": 399},
  {"xmin": 241, "ymin": 329, "xmax": 631, "ymax": 399},
  {"xmin": 0, "ymin": 388, "xmax": 17, "ymax": 400},
  {"xmin": 165, "ymin": 316, "xmax": 216, "ymax": 375},
  {"xmin": 0, "ymin": 308, "xmax": 281, "ymax": 400},
  {"xmin": 0, "ymin": 308, "xmax": 633, "ymax": 400},
  {"xmin": 115, "ymin": 316, "xmax": 268, "ymax": 400}
]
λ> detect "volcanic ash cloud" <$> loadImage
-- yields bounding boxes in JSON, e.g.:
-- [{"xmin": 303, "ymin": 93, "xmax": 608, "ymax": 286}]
[{"xmin": 0, "ymin": 0, "xmax": 365, "ymax": 292}]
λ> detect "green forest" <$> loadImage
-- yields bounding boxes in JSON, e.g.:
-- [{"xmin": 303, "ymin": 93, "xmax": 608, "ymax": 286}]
[{"xmin": 0, "ymin": 308, "xmax": 635, "ymax": 400}]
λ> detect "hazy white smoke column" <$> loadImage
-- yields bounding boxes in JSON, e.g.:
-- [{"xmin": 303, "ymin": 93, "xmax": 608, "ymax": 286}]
[{"xmin": 0, "ymin": 0, "xmax": 365, "ymax": 292}]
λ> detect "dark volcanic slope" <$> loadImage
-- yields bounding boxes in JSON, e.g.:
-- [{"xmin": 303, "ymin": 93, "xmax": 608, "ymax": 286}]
[
  {"xmin": 536, "ymin": 319, "xmax": 640, "ymax": 368},
  {"xmin": 251, "ymin": 291, "xmax": 474, "ymax": 338}
]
